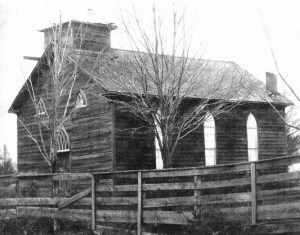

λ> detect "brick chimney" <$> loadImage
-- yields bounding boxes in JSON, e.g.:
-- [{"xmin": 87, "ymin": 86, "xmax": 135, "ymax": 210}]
[
  {"xmin": 39, "ymin": 20, "xmax": 117, "ymax": 52},
  {"xmin": 266, "ymin": 72, "xmax": 278, "ymax": 94}
]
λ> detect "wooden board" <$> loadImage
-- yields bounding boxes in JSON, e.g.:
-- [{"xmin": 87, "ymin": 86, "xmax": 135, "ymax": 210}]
[
  {"xmin": 258, "ymin": 202, "xmax": 300, "ymax": 220},
  {"xmin": 96, "ymin": 210, "xmax": 193, "ymax": 224},
  {"xmin": 17, "ymin": 206, "xmax": 92, "ymax": 221},
  {"xmin": 58, "ymin": 187, "xmax": 91, "ymax": 209}
]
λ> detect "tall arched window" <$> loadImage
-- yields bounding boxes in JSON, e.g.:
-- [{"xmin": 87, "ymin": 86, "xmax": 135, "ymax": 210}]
[
  {"xmin": 56, "ymin": 126, "xmax": 71, "ymax": 174},
  {"xmin": 155, "ymin": 122, "xmax": 163, "ymax": 169},
  {"xmin": 155, "ymin": 111, "xmax": 163, "ymax": 169},
  {"xmin": 247, "ymin": 113, "xmax": 258, "ymax": 161},
  {"xmin": 75, "ymin": 90, "xmax": 87, "ymax": 108},
  {"xmin": 57, "ymin": 126, "xmax": 70, "ymax": 152},
  {"xmin": 204, "ymin": 114, "xmax": 216, "ymax": 166}
]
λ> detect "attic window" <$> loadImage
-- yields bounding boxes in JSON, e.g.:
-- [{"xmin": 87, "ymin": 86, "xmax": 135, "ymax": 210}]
[
  {"xmin": 204, "ymin": 114, "xmax": 216, "ymax": 166},
  {"xmin": 75, "ymin": 90, "xmax": 87, "ymax": 108},
  {"xmin": 37, "ymin": 99, "xmax": 47, "ymax": 116},
  {"xmin": 247, "ymin": 113, "xmax": 258, "ymax": 161},
  {"xmin": 57, "ymin": 126, "xmax": 70, "ymax": 152}
]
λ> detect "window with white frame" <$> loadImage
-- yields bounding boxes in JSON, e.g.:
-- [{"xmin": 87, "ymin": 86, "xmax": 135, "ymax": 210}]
[
  {"xmin": 57, "ymin": 127, "xmax": 70, "ymax": 152},
  {"xmin": 37, "ymin": 99, "xmax": 46, "ymax": 116},
  {"xmin": 75, "ymin": 90, "xmax": 87, "ymax": 108},
  {"xmin": 204, "ymin": 114, "xmax": 216, "ymax": 166},
  {"xmin": 247, "ymin": 113, "xmax": 258, "ymax": 161},
  {"xmin": 155, "ymin": 113, "xmax": 163, "ymax": 169}
]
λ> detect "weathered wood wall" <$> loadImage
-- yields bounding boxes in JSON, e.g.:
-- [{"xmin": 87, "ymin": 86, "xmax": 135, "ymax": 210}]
[
  {"xmin": 16, "ymin": 56, "xmax": 287, "ymax": 175},
  {"xmin": 114, "ymin": 105, "xmax": 155, "ymax": 171},
  {"xmin": 17, "ymin": 67, "xmax": 53, "ymax": 174},
  {"xmin": 114, "ymin": 103, "xmax": 287, "ymax": 170},
  {"xmin": 43, "ymin": 21, "xmax": 112, "ymax": 52},
  {"xmin": 17, "ymin": 64, "xmax": 113, "ymax": 175},
  {"xmin": 172, "ymin": 104, "xmax": 287, "ymax": 168}
]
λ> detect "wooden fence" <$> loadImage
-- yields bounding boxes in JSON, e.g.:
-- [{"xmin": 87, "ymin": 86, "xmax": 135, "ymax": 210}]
[{"xmin": 1, "ymin": 155, "xmax": 300, "ymax": 234}]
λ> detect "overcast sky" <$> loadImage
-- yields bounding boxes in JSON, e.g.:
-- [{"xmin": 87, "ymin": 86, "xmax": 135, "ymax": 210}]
[{"xmin": 0, "ymin": 0, "xmax": 300, "ymax": 162}]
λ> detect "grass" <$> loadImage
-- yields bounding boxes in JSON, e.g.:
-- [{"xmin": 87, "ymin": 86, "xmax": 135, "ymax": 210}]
[{"xmin": 0, "ymin": 217, "xmax": 94, "ymax": 235}]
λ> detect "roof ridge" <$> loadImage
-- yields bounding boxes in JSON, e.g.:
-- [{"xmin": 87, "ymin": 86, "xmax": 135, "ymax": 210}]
[
  {"xmin": 111, "ymin": 48, "xmax": 235, "ymax": 64},
  {"xmin": 70, "ymin": 47, "xmax": 237, "ymax": 66}
]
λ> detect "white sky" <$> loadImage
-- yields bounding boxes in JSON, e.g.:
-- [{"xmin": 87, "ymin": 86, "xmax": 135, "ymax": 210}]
[{"xmin": 0, "ymin": 0, "xmax": 300, "ymax": 162}]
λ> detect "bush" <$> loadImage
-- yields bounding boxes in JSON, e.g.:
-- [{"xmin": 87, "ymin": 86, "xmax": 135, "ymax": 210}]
[
  {"xmin": 0, "ymin": 183, "xmax": 16, "ymax": 198},
  {"xmin": 178, "ymin": 206, "xmax": 268, "ymax": 235},
  {"xmin": 57, "ymin": 219, "xmax": 94, "ymax": 235},
  {"xmin": 19, "ymin": 181, "xmax": 39, "ymax": 198},
  {"xmin": 0, "ymin": 217, "xmax": 53, "ymax": 235}
]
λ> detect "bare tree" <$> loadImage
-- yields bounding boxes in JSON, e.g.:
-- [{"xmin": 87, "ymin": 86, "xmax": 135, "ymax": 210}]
[
  {"xmin": 285, "ymin": 105, "xmax": 300, "ymax": 155},
  {"xmin": 18, "ymin": 19, "xmax": 91, "ymax": 173},
  {"xmin": 0, "ymin": 145, "xmax": 15, "ymax": 175},
  {"xmin": 93, "ymin": 7, "xmax": 251, "ymax": 168},
  {"xmin": 256, "ymin": 9, "xmax": 300, "ymax": 160}
]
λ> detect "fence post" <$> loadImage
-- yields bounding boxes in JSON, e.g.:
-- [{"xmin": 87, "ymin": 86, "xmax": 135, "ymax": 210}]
[
  {"xmin": 194, "ymin": 174, "xmax": 201, "ymax": 212},
  {"xmin": 137, "ymin": 171, "xmax": 142, "ymax": 235},
  {"xmin": 52, "ymin": 176, "xmax": 60, "ymax": 233},
  {"xmin": 250, "ymin": 162, "xmax": 257, "ymax": 225},
  {"xmin": 92, "ymin": 174, "xmax": 96, "ymax": 231},
  {"xmin": 15, "ymin": 177, "xmax": 19, "ymax": 198}
]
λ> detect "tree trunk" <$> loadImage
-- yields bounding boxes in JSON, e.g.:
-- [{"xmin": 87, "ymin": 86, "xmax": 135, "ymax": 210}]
[
  {"xmin": 51, "ymin": 160, "xmax": 57, "ymax": 173},
  {"xmin": 162, "ymin": 147, "xmax": 172, "ymax": 169}
]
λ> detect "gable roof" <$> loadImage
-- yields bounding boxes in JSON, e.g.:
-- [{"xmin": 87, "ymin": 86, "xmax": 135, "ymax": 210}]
[
  {"xmin": 9, "ymin": 47, "xmax": 292, "ymax": 114},
  {"xmin": 70, "ymin": 48, "xmax": 292, "ymax": 106},
  {"xmin": 8, "ymin": 46, "xmax": 52, "ymax": 114}
]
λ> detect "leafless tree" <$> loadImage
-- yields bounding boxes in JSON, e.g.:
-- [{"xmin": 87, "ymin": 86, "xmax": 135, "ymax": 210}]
[
  {"xmin": 258, "ymin": 8, "xmax": 300, "ymax": 131},
  {"xmin": 285, "ymin": 106, "xmax": 300, "ymax": 156},
  {"xmin": 0, "ymin": 144, "xmax": 15, "ymax": 175},
  {"xmin": 93, "ymin": 7, "xmax": 251, "ymax": 168},
  {"xmin": 18, "ymin": 19, "xmax": 90, "ymax": 173}
]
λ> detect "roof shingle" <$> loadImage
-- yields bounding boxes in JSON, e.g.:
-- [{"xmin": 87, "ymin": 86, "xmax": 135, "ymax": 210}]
[{"xmin": 71, "ymin": 48, "xmax": 292, "ymax": 105}]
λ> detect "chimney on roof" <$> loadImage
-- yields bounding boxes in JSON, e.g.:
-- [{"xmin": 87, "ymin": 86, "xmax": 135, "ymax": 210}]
[
  {"xmin": 39, "ymin": 20, "xmax": 117, "ymax": 52},
  {"xmin": 266, "ymin": 72, "xmax": 278, "ymax": 94}
]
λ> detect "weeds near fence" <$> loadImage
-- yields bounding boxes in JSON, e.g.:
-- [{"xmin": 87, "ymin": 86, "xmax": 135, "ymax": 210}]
[
  {"xmin": 178, "ymin": 206, "xmax": 268, "ymax": 235},
  {"xmin": 0, "ymin": 217, "xmax": 93, "ymax": 235}
]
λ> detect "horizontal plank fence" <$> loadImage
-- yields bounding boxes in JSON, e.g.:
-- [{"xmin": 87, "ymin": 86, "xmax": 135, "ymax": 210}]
[{"xmin": 0, "ymin": 155, "xmax": 300, "ymax": 234}]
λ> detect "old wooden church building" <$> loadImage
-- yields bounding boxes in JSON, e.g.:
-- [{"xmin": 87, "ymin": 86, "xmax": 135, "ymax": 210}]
[{"xmin": 9, "ymin": 21, "xmax": 292, "ymax": 174}]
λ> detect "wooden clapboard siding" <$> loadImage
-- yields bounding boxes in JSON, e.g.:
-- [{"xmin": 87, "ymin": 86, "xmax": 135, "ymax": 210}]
[
  {"xmin": 216, "ymin": 104, "xmax": 286, "ymax": 164},
  {"xmin": 113, "ymin": 102, "xmax": 287, "ymax": 171},
  {"xmin": 43, "ymin": 21, "xmax": 112, "ymax": 52},
  {"xmin": 172, "ymin": 103, "xmax": 287, "ymax": 168},
  {"xmin": 114, "ymin": 105, "xmax": 156, "ymax": 171},
  {"xmin": 69, "ymin": 90, "xmax": 113, "ymax": 173},
  {"xmin": 172, "ymin": 126, "xmax": 205, "ymax": 168},
  {"xmin": 215, "ymin": 107, "xmax": 248, "ymax": 164},
  {"xmin": 17, "ymin": 62, "xmax": 113, "ymax": 175},
  {"xmin": 16, "ymin": 56, "xmax": 287, "ymax": 176}
]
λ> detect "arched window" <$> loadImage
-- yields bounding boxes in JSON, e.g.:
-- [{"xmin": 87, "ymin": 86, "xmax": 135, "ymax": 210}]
[
  {"xmin": 204, "ymin": 114, "xmax": 216, "ymax": 166},
  {"xmin": 37, "ymin": 99, "xmax": 46, "ymax": 116},
  {"xmin": 155, "ymin": 112, "xmax": 163, "ymax": 169},
  {"xmin": 57, "ymin": 126, "xmax": 70, "ymax": 152},
  {"xmin": 75, "ymin": 90, "xmax": 87, "ymax": 108},
  {"xmin": 247, "ymin": 113, "xmax": 258, "ymax": 161}
]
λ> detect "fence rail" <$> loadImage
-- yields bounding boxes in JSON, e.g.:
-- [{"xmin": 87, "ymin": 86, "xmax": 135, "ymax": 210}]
[{"xmin": 0, "ymin": 155, "xmax": 300, "ymax": 234}]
